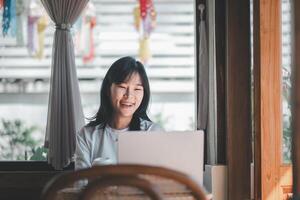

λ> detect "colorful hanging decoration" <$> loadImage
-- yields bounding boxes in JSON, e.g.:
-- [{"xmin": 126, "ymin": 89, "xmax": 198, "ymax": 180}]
[
  {"xmin": 15, "ymin": 0, "xmax": 25, "ymax": 46},
  {"xmin": 76, "ymin": 2, "xmax": 96, "ymax": 64},
  {"xmin": 0, "ymin": 0, "xmax": 4, "ymax": 9},
  {"xmin": 1, "ymin": 0, "xmax": 24, "ymax": 40},
  {"xmin": 9, "ymin": 0, "xmax": 16, "ymax": 37},
  {"xmin": 133, "ymin": 5, "xmax": 141, "ymax": 31},
  {"xmin": 73, "ymin": 17, "xmax": 83, "ymax": 53},
  {"xmin": 83, "ymin": 2, "xmax": 96, "ymax": 63},
  {"xmin": 27, "ymin": 15, "xmax": 39, "ymax": 55},
  {"xmin": 139, "ymin": 37, "xmax": 151, "ymax": 63},
  {"xmin": 133, "ymin": 0, "xmax": 156, "ymax": 64},
  {"xmin": 36, "ymin": 15, "xmax": 48, "ymax": 59},
  {"xmin": 27, "ymin": 0, "xmax": 43, "ymax": 56},
  {"xmin": 2, "ymin": 0, "xmax": 12, "ymax": 36},
  {"xmin": 1, "ymin": 0, "xmax": 17, "ymax": 37},
  {"xmin": 82, "ymin": 16, "xmax": 96, "ymax": 63},
  {"xmin": 1, "ymin": 0, "xmax": 47, "ymax": 59}
]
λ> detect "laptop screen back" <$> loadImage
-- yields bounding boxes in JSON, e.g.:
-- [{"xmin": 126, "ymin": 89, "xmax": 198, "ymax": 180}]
[{"xmin": 117, "ymin": 131, "xmax": 204, "ymax": 185}]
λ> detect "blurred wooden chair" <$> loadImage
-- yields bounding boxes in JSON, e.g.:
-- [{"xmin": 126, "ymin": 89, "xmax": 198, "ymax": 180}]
[
  {"xmin": 80, "ymin": 175, "xmax": 163, "ymax": 200},
  {"xmin": 41, "ymin": 164, "xmax": 208, "ymax": 200}
]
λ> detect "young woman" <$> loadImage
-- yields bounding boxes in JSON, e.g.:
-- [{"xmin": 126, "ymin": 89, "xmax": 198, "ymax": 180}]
[{"xmin": 75, "ymin": 56, "xmax": 161, "ymax": 170}]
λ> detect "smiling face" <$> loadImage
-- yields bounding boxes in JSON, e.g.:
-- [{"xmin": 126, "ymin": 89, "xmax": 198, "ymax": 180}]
[{"xmin": 110, "ymin": 72, "xmax": 144, "ymax": 121}]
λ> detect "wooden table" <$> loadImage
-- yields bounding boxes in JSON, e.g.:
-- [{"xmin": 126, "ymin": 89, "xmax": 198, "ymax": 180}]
[{"xmin": 56, "ymin": 187, "xmax": 212, "ymax": 200}]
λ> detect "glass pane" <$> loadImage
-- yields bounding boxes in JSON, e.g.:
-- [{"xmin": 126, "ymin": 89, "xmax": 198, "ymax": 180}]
[
  {"xmin": 0, "ymin": 1, "xmax": 49, "ymax": 161},
  {"xmin": 282, "ymin": 0, "xmax": 292, "ymax": 163},
  {"xmin": 0, "ymin": 0, "xmax": 195, "ymax": 161}
]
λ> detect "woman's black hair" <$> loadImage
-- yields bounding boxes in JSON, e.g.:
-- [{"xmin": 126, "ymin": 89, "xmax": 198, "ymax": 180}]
[{"xmin": 87, "ymin": 56, "xmax": 151, "ymax": 130}]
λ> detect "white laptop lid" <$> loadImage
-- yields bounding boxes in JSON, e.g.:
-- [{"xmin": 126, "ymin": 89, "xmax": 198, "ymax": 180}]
[{"xmin": 117, "ymin": 131, "xmax": 204, "ymax": 185}]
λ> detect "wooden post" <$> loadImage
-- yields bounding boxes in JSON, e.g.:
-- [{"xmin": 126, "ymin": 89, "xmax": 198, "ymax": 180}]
[
  {"xmin": 226, "ymin": 0, "xmax": 252, "ymax": 199},
  {"xmin": 215, "ymin": 0, "xmax": 226, "ymax": 165},
  {"xmin": 292, "ymin": 0, "xmax": 300, "ymax": 198},
  {"xmin": 253, "ymin": 0, "xmax": 281, "ymax": 199}
]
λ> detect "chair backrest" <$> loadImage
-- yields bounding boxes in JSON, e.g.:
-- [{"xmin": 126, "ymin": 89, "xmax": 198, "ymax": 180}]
[
  {"xmin": 80, "ymin": 175, "xmax": 163, "ymax": 200},
  {"xmin": 41, "ymin": 164, "xmax": 208, "ymax": 200}
]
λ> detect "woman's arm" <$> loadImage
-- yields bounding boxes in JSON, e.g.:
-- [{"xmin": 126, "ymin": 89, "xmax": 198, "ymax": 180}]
[
  {"xmin": 75, "ymin": 128, "xmax": 92, "ymax": 170},
  {"xmin": 141, "ymin": 118, "xmax": 164, "ymax": 131},
  {"xmin": 148, "ymin": 123, "xmax": 164, "ymax": 131}
]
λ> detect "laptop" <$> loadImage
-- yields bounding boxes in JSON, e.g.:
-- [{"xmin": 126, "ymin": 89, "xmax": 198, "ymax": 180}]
[{"xmin": 117, "ymin": 130, "xmax": 204, "ymax": 185}]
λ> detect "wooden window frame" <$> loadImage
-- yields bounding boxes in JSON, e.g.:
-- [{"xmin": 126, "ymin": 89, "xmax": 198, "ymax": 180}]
[
  {"xmin": 0, "ymin": 161, "xmax": 74, "ymax": 171},
  {"xmin": 253, "ymin": 0, "xmax": 292, "ymax": 199},
  {"xmin": 203, "ymin": 0, "xmax": 292, "ymax": 199},
  {"xmin": 226, "ymin": 0, "xmax": 252, "ymax": 199}
]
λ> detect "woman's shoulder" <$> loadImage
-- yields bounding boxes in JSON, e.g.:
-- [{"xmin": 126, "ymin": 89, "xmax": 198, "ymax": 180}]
[
  {"xmin": 78, "ymin": 123, "xmax": 105, "ymax": 138},
  {"xmin": 139, "ymin": 118, "xmax": 164, "ymax": 131}
]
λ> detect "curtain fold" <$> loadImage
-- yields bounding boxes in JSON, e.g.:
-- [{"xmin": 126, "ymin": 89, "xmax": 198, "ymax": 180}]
[
  {"xmin": 207, "ymin": 0, "xmax": 218, "ymax": 165},
  {"xmin": 197, "ymin": 3, "xmax": 218, "ymax": 165},
  {"xmin": 197, "ymin": 9, "xmax": 209, "ymax": 131},
  {"xmin": 41, "ymin": 0, "xmax": 88, "ymax": 170}
]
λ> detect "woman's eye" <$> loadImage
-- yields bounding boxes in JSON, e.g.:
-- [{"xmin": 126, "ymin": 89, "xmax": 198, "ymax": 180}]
[
  {"xmin": 118, "ymin": 85, "xmax": 126, "ymax": 89},
  {"xmin": 135, "ymin": 88, "xmax": 143, "ymax": 91}
]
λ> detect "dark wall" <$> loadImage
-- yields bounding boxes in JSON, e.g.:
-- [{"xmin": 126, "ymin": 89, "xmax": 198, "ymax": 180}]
[
  {"xmin": 195, "ymin": 0, "xmax": 227, "ymax": 164},
  {"xmin": 0, "ymin": 162, "xmax": 73, "ymax": 200},
  {"xmin": 0, "ymin": 171, "xmax": 60, "ymax": 200}
]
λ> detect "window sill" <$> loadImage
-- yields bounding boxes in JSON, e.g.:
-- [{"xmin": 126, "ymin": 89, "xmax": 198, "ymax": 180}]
[
  {"xmin": 0, "ymin": 161, "xmax": 74, "ymax": 171},
  {"xmin": 0, "ymin": 163, "xmax": 73, "ymax": 200}
]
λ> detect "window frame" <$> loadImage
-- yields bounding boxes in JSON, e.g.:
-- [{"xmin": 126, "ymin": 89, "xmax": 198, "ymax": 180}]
[{"xmin": 0, "ymin": 161, "xmax": 74, "ymax": 171}]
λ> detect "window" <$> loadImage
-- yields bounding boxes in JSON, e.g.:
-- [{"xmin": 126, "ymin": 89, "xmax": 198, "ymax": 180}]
[
  {"xmin": 0, "ymin": 0, "xmax": 195, "ymax": 161},
  {"xmin": 281, "ymin": 0, "xmax": 292, "ymax": 163}
]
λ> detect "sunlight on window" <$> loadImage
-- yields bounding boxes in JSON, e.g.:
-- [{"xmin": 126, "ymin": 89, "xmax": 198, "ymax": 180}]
[
  {"xmin": 282, "ymin": 0, "xmax": 292, "ymax": 163},
  {"xmin": 0, "ymin": 0, "xmax": 195, "ymax": 161}
]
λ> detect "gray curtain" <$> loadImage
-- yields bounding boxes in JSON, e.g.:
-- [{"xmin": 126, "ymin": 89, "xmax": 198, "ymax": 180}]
[
  {"xmin": 197, "ymin": 2, "xmax": 218, "ymax": 165},
  {"xmin": 197, "ymin": 6, "xmax": 209, "ymax": 131},
  {"xmin": 41, "ymin": 0, "xmax": 88, "ymax": 170},
  {"xmin": 207, "ymin": 0, "xmax": 218, "ymax": 165}
]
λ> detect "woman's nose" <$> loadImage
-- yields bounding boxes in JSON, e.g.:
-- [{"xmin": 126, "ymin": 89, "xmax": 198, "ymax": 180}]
[{"xmin": 124, "ymin": 88, "xmax": 133, "ymax": 98}]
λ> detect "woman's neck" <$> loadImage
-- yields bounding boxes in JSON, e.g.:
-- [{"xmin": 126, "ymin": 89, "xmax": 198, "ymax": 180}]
[{"xmin": 110, "ymin": 116, "xmax": 132, "ymax": 130}]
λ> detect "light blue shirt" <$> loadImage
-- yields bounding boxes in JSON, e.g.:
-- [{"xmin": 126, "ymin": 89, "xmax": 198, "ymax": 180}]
[{"xmin": 75, "ymin": 119, "xmax": 162, "ymax": 170}]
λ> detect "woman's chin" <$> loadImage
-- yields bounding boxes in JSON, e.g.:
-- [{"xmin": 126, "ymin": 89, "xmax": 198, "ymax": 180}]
[{"xmin": 119, "ymin": 110, "xmax": 135, "ymax": 118}]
